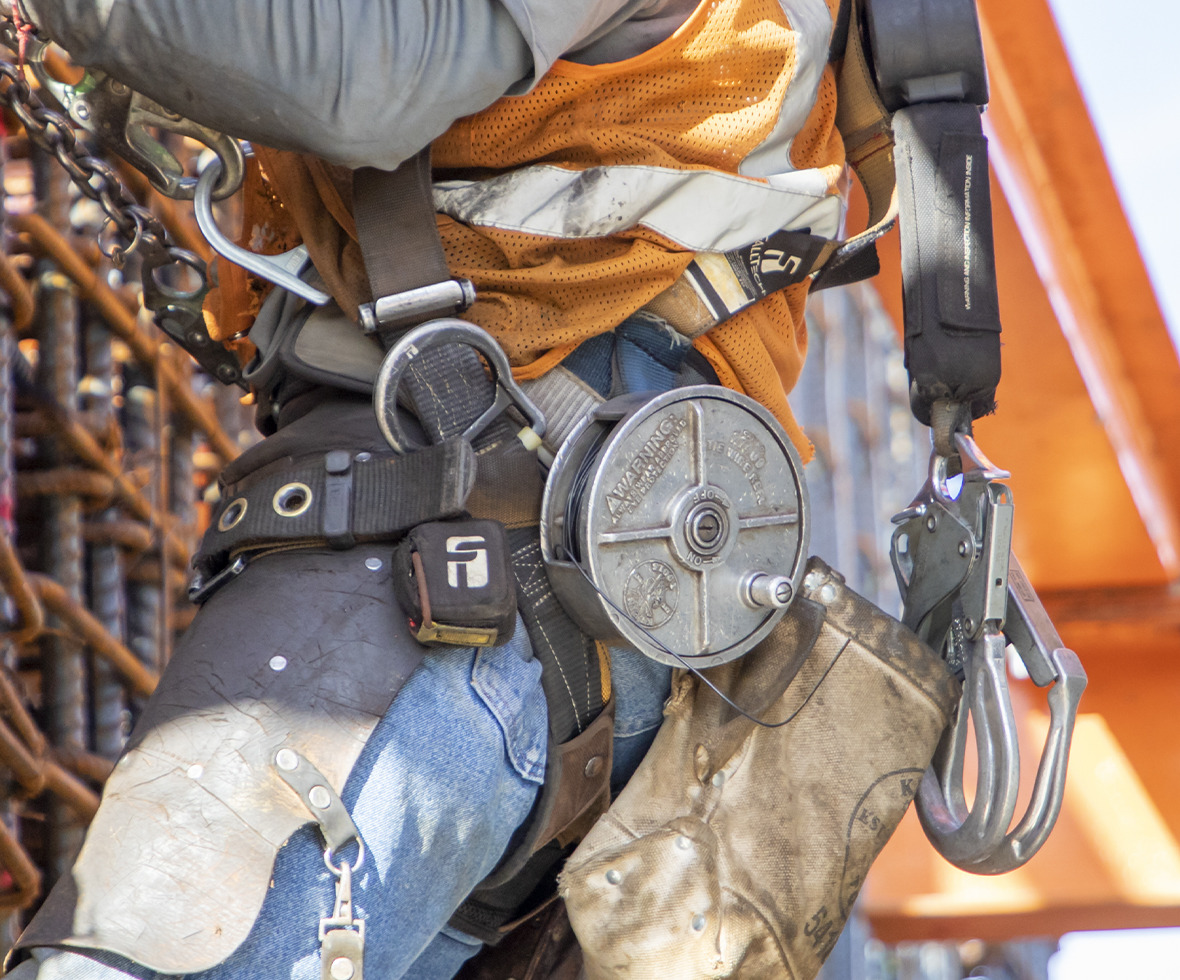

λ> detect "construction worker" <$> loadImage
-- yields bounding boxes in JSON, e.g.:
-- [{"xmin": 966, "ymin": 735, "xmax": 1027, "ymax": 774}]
[{"xmin": 3, "ymin": 0, "xmax": 852, "ymax": 978}]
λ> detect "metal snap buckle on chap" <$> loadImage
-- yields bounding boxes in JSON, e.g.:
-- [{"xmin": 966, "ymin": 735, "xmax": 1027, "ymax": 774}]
[
  {"xmin": 323, "ymin": 837, "xmax": 366, "ymax": 878},
  {"xmin": 372, "ymin": 320, "xmax": 546, "ymax": 455}
]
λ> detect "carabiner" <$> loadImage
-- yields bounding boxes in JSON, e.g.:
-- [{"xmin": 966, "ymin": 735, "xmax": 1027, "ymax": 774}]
[
  {"xmin": 893, "ymin": 434, "xmax": 1086, "ymax": 873},
  {"xmin": 964, "ymin": 646, "xmax": 1086, "ymax": 874},
  {"xmin": 916, "ymin": 631, "xmax": 1023, "ymax": 866},
  {"xmin": 26, "ymin": 46, "xmax": 244, "ymax": 201},
  {"xmin": 955, "ymin": 555, "xmax": 1089, "ymax": 873},
  {"xmin": 140, "ymin": 242, "xmax": 245, "ymax": 387}
]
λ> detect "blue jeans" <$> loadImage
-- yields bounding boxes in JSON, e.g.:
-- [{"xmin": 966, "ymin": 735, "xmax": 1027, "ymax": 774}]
[{"xmin": 12, "ymin": 631, "xmax": 670, "ymax": 980}]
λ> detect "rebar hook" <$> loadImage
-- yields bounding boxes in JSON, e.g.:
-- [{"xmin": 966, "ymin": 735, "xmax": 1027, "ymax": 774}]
[{"xmin": 193, "ymin": 158, "xmax": 330, "ymax": 307}]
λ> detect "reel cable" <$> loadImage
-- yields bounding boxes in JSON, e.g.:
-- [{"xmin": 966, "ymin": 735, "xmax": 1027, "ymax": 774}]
[{"xmin": 560, "ymin": 424, "xmax": 612, "ymax": 567}]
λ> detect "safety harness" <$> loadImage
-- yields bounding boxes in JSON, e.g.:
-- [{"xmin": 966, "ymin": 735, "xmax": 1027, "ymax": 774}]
[
  {"xmin": 184, "ymin": 0, "xmax": 1009, "ymax": 945},
  {"xmin": 1, "ymin": 0, "xmax": 1045, "ymax": 971}
]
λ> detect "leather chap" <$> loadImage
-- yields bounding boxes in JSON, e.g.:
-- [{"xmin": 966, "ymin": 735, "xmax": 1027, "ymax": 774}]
[{"xmin": 11, "ymin": 545, "xmax": 423, "ymax": 973}]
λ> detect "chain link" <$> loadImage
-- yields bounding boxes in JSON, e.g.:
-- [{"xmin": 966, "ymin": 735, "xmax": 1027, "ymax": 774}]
[
  {"xmin": 0, "ymin": 41, "xmax": 245, "ymax": 385},
  {"xmin": 0, "ymin": 58, "xmax": 179, "ymax": 269}
]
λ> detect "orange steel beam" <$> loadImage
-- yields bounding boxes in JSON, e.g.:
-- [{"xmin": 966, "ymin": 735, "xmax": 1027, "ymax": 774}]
[
  {"xmin": 871, "ymin": 904, "xmax": 1180, "ymax": 945},
  {"xmin": 859, "ymin": 0, "xmax": 1180, "ymax": 943},
  {"xmin": 861, "ymin": 5, "xmax": 1172, "ymax": 590},
  {"xmin": 1043, "ymin": 584, "xmax": 1180, "ymax": 634}
]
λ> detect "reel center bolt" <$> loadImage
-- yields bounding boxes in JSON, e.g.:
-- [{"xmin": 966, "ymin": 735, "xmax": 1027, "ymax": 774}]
[
  {"xmin": 743, "ymin": 572, "xmax": 794, "ymax": 609},
  {"xmin": 686, "ymin": 502, "xmax": 729, "ymax": 557}
]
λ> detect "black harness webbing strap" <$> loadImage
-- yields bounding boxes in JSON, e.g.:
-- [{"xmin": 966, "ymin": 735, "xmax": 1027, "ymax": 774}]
[
  {"xmin": 860, "ymin": 0, "xmax": 1001, "ymax": 426},
  {"xmin": 193, "ymin": 439, "xmax": 476, "ymax": 582},
  {"xmin": 349, "ymin": 158, "xmax": 609, "ymax": 943},
  {"xmin": 892, "ymin": 101, "xmax": 1001, "ymax": 425},
  {"xmin": 354, "ymin": 154, "xmax": 448, "ymax": 298},
  {"xmin": 353, "ymin": 154, "xmax": 473, "ymax": 342},
  {"xmin": 815, "ymin": 0, "xmax": 900, "ymax": 289},
  {"xmin": 506, "ymin": 528, "xmax": 601, "ymax": 744},
  {"xmin": 349, "ymin": 152, "xmax": 607, "ymax": 740}
]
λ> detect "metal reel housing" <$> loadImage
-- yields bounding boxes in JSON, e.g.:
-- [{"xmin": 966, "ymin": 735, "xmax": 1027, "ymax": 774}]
[{"xmin": 541, "ymin": 386, "xmax": 809, "ymax": 668}]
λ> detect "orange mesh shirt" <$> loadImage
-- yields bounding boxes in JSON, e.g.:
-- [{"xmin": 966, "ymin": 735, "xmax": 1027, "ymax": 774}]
[{"xmin": 226, "ymin": 0, "xmax": 845, "ymax": 458}]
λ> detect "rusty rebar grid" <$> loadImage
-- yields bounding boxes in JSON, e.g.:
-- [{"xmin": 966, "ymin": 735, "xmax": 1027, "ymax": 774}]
[{"xmin": 0, "ymin": 78, "xmax": 256, "ymax": 937}]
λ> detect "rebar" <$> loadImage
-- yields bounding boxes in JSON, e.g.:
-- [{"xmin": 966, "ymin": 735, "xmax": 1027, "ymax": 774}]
[
  {"xmin": 13, "ymin": 213, "xmax": 239, "ymax": 462},
  {"xmin": 0, "ymin": 58, "xmax": 255, "ymax": 944},
  {"xmin": 32, "ymin": 145, "xmax": 88, "ymax": 882},
  {"xmin": 84, "ymin": 308, "xmax": 128, "ymax": 760}
]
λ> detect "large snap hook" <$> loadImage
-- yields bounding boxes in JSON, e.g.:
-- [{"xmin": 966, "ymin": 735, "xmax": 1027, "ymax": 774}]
[
  {"xmin": 959, "ymin": 557, "xmax": 1089, "ymax": 873},
  {"xmin": 894, "ymin": 436, "xmax": 1086, "ymax": 873},
  {"xmin": 193, "ymin": 158, "xmax": 330, "ymax": 306},
  {"xmin": 26, "ymin": 45, "xmax": 245, "ymax": 202},
  {"xmin": 916, "ymin": 631, "xmax": 1023, "ymax": 867}
]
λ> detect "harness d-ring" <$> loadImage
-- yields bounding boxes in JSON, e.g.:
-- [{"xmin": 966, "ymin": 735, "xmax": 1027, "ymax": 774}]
[
  {"xmin": 373, "ymin": 319, "xmax": 546, "ymax": 455},
  {"xmin": 916, "ymin": 631, "xmax": 1023, "ymax": 867}
]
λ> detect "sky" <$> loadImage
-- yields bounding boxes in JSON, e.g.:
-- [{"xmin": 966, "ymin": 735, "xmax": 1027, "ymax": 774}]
[
  {"xmin": 1049, "ymin": 928, "xmax": 1180, "ymax": 979},
  {"xmin": 1046, "ymin": 0, "xmax": 1180, "ymax": 349},
  {"xmin": 1035, "ymin": 1, "xmax": 1180, "ymax": 975}
]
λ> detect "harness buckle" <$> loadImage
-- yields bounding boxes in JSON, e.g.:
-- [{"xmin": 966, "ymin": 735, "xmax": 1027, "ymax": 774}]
[
  {"xmin": 187, "ymin": 554, "xmax": 248, "ymax": 605},
  {"xmin": 358, "ymin": 281, "xmax": 476, "ymax": 337}
]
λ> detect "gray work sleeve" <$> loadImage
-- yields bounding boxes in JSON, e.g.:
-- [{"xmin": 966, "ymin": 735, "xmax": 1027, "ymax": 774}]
[{"xmin": 19, "ymin": 0, "xmax": 653, "ymax": 169}]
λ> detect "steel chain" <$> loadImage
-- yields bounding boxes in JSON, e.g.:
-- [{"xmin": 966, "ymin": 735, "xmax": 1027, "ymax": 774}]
[
  {"xmin": 0, "ymin": 48, "xmax": 243, "ymax": 382},
  {"xmin": 0, "ymin": 57, "xmax": 198, "ymax": 277}
]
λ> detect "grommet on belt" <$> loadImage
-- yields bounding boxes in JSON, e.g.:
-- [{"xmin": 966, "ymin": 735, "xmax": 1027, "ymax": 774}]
[
  {"xmin": 273, "ymin": 482, "xmax": 313, "ymax": 517},
  {"xmin": 323, "ymin": 450, "xmax": 355, "ymax": 550},
  {"xmin": 218, "ymin": 497, "xmax": 248, "ymax": 531}
]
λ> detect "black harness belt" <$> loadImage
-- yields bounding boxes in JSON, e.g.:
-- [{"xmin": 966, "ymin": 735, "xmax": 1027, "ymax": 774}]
[{"xmin": 192, "ymin": 438, "xmax": 475, "ymax": 588}]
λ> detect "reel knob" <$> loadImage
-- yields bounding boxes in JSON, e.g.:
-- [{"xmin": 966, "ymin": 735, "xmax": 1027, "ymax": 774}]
[{"xmin": 743, "ymin": 573, "xmax": 794, "ymax": 609}]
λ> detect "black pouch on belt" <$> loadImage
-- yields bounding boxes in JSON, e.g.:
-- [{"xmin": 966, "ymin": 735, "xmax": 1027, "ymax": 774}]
[{"xmin": 392, "ymin": 519, "xmax": 517, "ymax": 647}]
